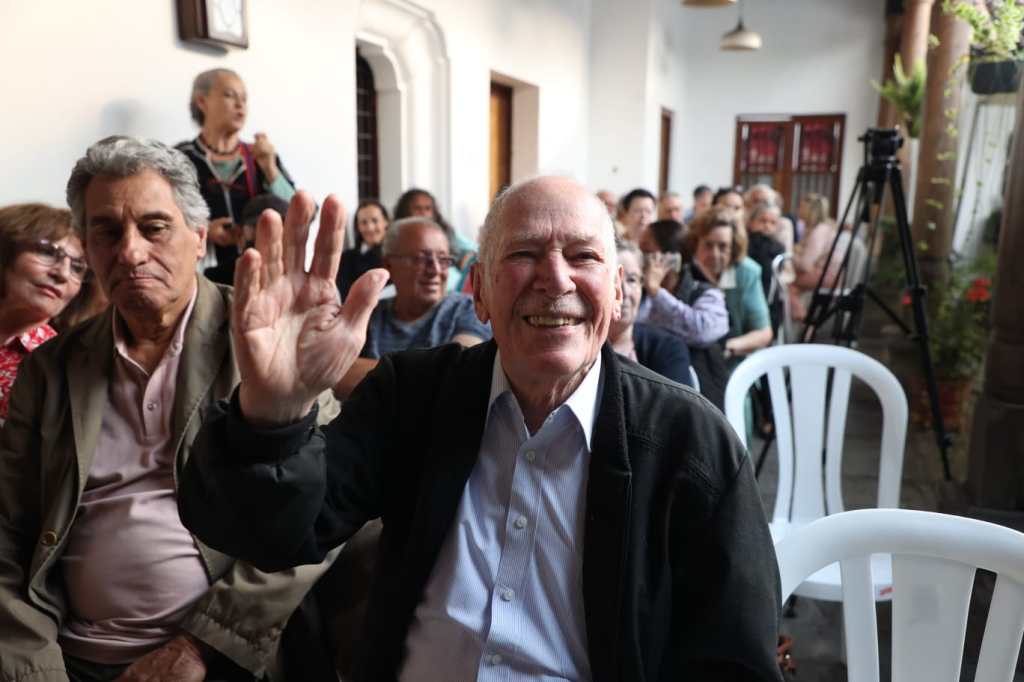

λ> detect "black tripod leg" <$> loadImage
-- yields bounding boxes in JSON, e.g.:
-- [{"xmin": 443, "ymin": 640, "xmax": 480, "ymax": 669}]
[
  {"xmin": 888, "ymin": 169, "xmax": 954, "ymax": 480},
  {"xmin": 756, "ymin": 431, "xmax": 775, "ymax": 479},
  {"xmin": 864, "ymin": 286, "xmax": 912, "ymax": 334}
]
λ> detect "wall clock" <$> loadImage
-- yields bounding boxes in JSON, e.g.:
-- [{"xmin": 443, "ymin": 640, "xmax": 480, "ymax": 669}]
[{"xmin": 178, "ymin": 0, "xmax": 249, "ymax": 49}]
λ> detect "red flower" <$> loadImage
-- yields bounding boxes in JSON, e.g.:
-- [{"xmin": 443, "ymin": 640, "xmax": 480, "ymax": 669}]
[
  {"xmin": 901, "ymin": 292, "xmax": 912, "ymax": 306},
  {"xmin": 972, "ymin": 277, "xmax": 992, "ymax": 288},
  {"xmin": 966, "ymin": 286, "xmax": 991, "ymax": 303}
]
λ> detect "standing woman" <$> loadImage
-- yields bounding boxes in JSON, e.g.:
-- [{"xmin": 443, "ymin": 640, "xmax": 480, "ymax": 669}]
[
  {"xmin": 177, "ymin": 68, "xmax": 296, "ymax": 284},
  {"xmin": 337, "ymin": 200, "xmax": 389, "ymax": 301},
  {"xmin": 0, "ymin": 204, "xmax": 85, "ymax": 424}
]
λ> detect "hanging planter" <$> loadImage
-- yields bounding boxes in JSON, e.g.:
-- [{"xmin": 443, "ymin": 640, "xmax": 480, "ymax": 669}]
[{"xmin": 969, "ymin": 57, "xmax": 1023, "ymax": 94}]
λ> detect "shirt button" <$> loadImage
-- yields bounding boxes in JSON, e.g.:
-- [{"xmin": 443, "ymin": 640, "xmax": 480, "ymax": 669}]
[
  {"xmin": 525, "ymin": 450, "xmax": 536, "ymax": 462},
  {"xmin": 489, "ymin": 654, "xmax": 503, "ymax": 665},
  {"xmin": 500, "ymin": 588, "xmax": 514, "ymax": 602},
  {"xmin": 146, "ymin": 402, "xmax": 157, "ymax": 411},
  {"xmin": 514, "ymin": 515, "xmax": 528, "ymax": 529}
]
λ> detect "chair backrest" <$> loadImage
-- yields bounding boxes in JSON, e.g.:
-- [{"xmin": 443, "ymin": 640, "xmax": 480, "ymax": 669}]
[
  {"xmin": 724, "ymin": 344, "xmax": 907, "ymax": 526},
  {"xmin": 688, "ymin": 365, "xmax": 701, "ymax": 392},
  {"xmin": 775, "ymin": 509, "xmax": 1024, "ymax": 682},
  {"xmin": 770, "ymin": 252, "xmax": 794, "ymax": 345}
]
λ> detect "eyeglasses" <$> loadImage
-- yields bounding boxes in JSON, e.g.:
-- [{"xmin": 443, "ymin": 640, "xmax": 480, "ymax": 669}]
[
  {"xmin": 25, "ymin": 239, "xmax": 90, "ymax": 280},
  {"xmin": 390, "ymin": 252, "xmax": 456, "ymax": 269}
]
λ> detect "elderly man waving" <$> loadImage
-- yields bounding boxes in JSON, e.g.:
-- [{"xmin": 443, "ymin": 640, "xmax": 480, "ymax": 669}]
[
  {"xmin": 0, "ymin": 136, "xmax": 333, "ymax": 682},
  {"xmin": 181, "ymin": 177, "xmax": 782, "ymax": 681}
]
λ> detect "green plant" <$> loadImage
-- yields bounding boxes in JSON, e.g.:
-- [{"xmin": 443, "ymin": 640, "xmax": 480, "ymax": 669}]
[
  {"xmin": 872, "ymin": 55, "xmax": 926, "ymax": 138},
  {"xmin": 943, "ymin": 0, "xmax": 1024, "ymax": 61},
  {"xmin": 911, "ymin": 254, "xmax": 995, "ymax": 379}
]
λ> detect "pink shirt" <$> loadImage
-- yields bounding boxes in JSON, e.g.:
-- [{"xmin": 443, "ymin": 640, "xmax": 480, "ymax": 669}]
[{"xmin": 58, "ymin": 289, "xmax": 211, "ymax": 664}]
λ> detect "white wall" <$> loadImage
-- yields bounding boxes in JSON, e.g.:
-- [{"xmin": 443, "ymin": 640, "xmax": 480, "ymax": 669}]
[
  {"xmin": 1, "ymin": 0, "xmax": 592, "ymax": 244},
  {"xmin": 416, "ymin": 0, "xmax": 591, "ymax": 236},
  {"xmin": 672, "ymin": 0, "xmax": 885, "ymax": 212},
  {"xmin": 2, "ymin": 1, "xmax": 360, "ymax": 212},
  {"xmin": 588, "ymin": 0, "xmax": 653, "ymax": 195}
]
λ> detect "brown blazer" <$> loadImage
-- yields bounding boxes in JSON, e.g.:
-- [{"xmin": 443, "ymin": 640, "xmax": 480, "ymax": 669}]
[{"xmin": 0, "ymin": 276, "xmax": 333, "ymax": 682}]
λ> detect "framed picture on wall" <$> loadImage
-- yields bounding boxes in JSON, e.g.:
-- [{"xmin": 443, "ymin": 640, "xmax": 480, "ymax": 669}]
[{"xmin": 177, "ymin": 0, "xmax": 249, "ymax": 49}]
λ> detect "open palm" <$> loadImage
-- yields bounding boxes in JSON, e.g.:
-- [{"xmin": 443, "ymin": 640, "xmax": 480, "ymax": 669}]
[{"xmin": 232, "ymin": 192, "xmax": 387, "ymax": 425}]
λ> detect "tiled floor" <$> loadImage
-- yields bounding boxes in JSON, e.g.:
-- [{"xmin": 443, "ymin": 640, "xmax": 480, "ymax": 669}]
[{"xmin": 749, "ymin": 341, "xmax": 1024, "ymax": 681}]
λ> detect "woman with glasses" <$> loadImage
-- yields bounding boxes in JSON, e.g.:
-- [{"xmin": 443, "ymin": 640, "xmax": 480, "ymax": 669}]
[{"xmin": 0, "ymin": 204, "xmax": 87, "ymax": 424}]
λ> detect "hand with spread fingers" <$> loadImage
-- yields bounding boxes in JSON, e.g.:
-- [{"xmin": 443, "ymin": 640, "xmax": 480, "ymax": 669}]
[{"xmin": 232, "ymin": 191, "xmax": 388, "ymax": 427}]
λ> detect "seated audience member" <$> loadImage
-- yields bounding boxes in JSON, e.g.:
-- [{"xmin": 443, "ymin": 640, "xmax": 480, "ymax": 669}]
[
  {"xmin": 684, "ymin": 183, "xmax": 713, "ymax": 223},
  {"xmin": 393, "ymin": 188, "xmax": 475, "ymax": 291},
  {"xmin": 0, "ymin": 204, "xmax": 84, "ymax": 425},
  {"xmin": 610, "ymin": 239, "xmax": 693, "ymax": 387},
  {"xmin": 688, "ymin": 206, "xmax": 773, "ymax": 361},
  {"xmin": 790, "ymin": 192, "xmax": 850, "ymax": 321},
  {"xmin": 635, "ymin": 219, "xmax": 729, "ymax": 347},
  {"xmin": 744, "ymin": 184, "xmax": 795, "ymax": 254},
  {"xmin": 595, "ymin": 189, "xmax": 617, "ymax": 217},
  {"xmin": 657, "ymin": 191, "xmax": 684, "ymax": 223},
  {"xmin": 334, "ymin": 216, "xmax": 491, "ymax": 398},
  {"xmin": 338, "ymin": 199, "xmax": 389, "ymax": 301},
  {"xmin": 0, "ymin": 136, "xmax": 333, "ymax": 682},
  {"xmin": 746, "ymin": 202, "xmax": 787, "ymax": 333},
  {"xmin": 178, "ymin": 177, "xmax": 782, "ymax": 681},
  {"xmin": 619, "ymin": 187, "xmax": 657, "ymax": 242},
  {"xmin": 178, "ymin": 68, "xmax": 296, "ymax": 284},
  {"xmin": 636, "ymin": 219, "xmax": 730, "ymax": 407},
  {"xmin": 713, "ymin": 186, "xmax": 745, "ymax": 216}
]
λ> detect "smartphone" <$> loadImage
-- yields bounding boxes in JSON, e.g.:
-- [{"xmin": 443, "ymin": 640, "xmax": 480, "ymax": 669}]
[{"xmin": 644, "ymin": 251, "xmax": 682, "ymax": 273}]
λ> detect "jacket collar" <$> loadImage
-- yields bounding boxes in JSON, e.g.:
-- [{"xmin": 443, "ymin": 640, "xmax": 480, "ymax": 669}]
[
  {"xmin": 582, "ymin": 343, "xmax": 632, "ymax": 681},
  {"xmin": 405, "ymin": 340, "xmax": 632, "ymax": 680},
  {"xmin": 67, "ymin": 276, "xmax": 229, "ymax": 491}
]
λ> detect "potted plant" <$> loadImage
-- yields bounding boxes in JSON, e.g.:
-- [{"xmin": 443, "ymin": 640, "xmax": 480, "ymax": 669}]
[
  {"xmin": 905, "ymin": 255, "xmax": 995, "ymax": 430},
  {"xmin": 944, "ymin": 0, "xmax": 1024, "ymax": 95},
  {"xmin": 873, "ymin": 55, "xmax": 926, "ymax": 138}
]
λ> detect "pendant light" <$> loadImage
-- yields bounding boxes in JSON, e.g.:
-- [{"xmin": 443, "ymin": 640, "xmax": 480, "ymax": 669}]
[
  {"xmin": 681, "ymin": 0, "xmax": 736, "ymax": 6},
  {"xmin": 720, "ymin": 0, "xmax": 762, "ymax": 51}
]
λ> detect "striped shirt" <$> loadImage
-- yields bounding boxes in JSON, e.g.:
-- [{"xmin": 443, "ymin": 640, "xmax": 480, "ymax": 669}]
[{"xmin": 400, "ymin": 350, "xmax": 601, "ymax": 681}]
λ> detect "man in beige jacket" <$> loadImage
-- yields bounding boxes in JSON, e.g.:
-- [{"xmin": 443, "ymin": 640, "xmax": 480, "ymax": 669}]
[{"xmin": 0, "ymin": 136, "xmax": 333, "ymax": 682}]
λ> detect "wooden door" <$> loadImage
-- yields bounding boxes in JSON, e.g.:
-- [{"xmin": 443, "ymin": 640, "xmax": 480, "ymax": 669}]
[
  {"xmin": 355, "ymin": 51, "xmax": 379, "ymax": 201},
  {"xmin": 490, "ymin": 82, "xmax": 513, "ymax": 202},
  {"xmin": 734, "ymin": 114, "xmax": 845, "ymax": 216},
  {"xmin": 659, "ymin": 108, "xmax": 673, "ymax": 194}
]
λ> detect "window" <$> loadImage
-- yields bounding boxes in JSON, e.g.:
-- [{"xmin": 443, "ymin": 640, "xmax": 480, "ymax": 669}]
[
  {"xmin": 733, "ymin": 114, "xmax": 845, "ymax": 216},
  {"xmin": 356, "ymin": 51, "xmax": 380, "ymax": 201}
]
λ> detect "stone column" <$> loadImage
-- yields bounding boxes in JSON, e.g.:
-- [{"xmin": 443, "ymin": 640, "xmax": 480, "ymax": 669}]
[
  {"xmin": 965, "ymin": 78, "xmax": 1024, "ymax": 512},
  {"xmin": 911, "ymin": 1, "xmax": 971, "ymax": 285}
]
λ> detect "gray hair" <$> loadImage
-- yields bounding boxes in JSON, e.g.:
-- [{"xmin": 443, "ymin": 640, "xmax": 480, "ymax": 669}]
[
  {"xmin": 190, "ymin": 68, "xmax": 240, "ymax": 126},
  {"xmin": 748, "ymin": 201, "xmax": 781, "ymax": 224},
  {"xmin": 744, "ymin": 183, "xmax": 781, "ymax": 208},
  {"xmin": 478, "ymin": 177, "xmax": 617, "ymax": 273},
  {"xmin": 381, "ymin": 216, "xmax": 448, "ymax": 257},
  {"xmin": 615, "ymin": 236, "xmax": 642, "ymax": 260},
  {"xmin": 66, "ymin": 136, "xmax": 210, "ymax": 236}
]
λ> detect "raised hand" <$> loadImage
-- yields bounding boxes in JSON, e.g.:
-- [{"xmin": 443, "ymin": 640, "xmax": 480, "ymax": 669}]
[
  {"xmin": 233, "ymin": 191, "xmax": 388, "ymax": 426},
  {"xmin": 114, "ymin": 635, "xmax": 206, "ymax": 682},
  {"xmin": 252, "ymin": 132, "xmax": 278, "ymax": 180}
]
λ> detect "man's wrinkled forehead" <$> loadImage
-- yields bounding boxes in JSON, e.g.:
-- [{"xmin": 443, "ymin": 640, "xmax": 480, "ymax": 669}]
[{"xmin": 497, "ymin": 194, "xmax": 610, "ymax": 250}]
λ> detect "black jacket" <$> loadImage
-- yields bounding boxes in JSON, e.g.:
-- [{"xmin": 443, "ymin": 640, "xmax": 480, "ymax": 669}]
[{"xmin": 180, "ymin": 342, "xmax": 782, "ymax": 682}]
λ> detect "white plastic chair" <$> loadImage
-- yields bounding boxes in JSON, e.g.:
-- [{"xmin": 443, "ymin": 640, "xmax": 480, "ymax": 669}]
[
  {"xmin": 775, "ymin": 509, "xmax": 1024, "ymax": 682},
  {"xmin": 769, "ymin": 252, "xmax": 795, "ymax": 345},
  {"xmin": 724, "ymin": 344, "xmax": 908, "ymax": 601}
]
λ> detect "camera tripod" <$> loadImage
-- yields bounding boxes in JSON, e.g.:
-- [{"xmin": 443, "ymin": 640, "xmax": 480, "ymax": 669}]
[{"xmin": 800, "ymin": 128, "xmax": 953, "ymax": 480}]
